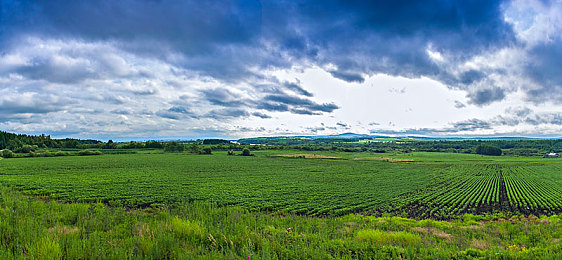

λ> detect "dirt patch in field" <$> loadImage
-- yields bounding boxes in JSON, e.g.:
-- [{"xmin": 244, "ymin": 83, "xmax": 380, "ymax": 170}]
[
  {"xmin": 48, "ymin": 225, "xmax": 79, "ymax": 235},
  {"xmin": 413, "ymin": 227, "xmax": 452, "ymax": 240},
  {"xmin": 274, "ymin": 154, "xmax": 342, "ymax": 159},
  {"xmin": 354, "ymin": 157, "xmax": 414, "ymax": 162},
  {"xmin": 471, "ymin": 239, "xmax": 489, "ymax": 250}
]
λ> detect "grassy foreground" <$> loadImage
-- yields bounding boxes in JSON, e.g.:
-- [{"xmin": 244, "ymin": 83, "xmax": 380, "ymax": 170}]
[{"xmin": 1, "ymin": 188, "xmax": 560, "ymax": 259}]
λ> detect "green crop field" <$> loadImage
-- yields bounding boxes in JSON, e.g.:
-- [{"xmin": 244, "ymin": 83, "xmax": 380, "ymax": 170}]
[{"xmin": 1, "ymin": 151, "xmax": 560, "ymax": 218}]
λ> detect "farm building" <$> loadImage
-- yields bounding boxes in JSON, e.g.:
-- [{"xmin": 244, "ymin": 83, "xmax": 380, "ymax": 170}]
[{"xmin": 544, "ymin": 153, "xmax": 560, "ymax": 158}]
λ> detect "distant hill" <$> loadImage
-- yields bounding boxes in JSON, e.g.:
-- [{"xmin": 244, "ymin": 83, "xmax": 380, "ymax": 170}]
[{"xmin": 238, "ymin": 133, "xmax": 553, "ymax": 144}]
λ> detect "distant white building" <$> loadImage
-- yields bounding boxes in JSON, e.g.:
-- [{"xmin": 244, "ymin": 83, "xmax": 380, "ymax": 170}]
[{"xmin": 545, "ymin": 153, "xmax": 560, "ymax": 158}]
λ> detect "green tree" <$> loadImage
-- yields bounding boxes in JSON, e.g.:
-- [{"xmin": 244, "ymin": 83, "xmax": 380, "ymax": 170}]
[
  {"xmin": 241, "ymin": 148, "xmax": 252, "ymax": 156},
  {"xmin": 475, "ymin": 144, "xmax": 502, "ymax": 156},
  {"xmin": 164, "ymin": 142, "xmax": 185, "ymax": 152},
  {"xmin": 201, "ymin": 147, "xmax": 212, "ymax": 155},
  {"xmin": 188, "ymin": 143, "xmax": 200, "ymax": 154},
  {"xmin": 1, "ymin": 149, "xmax": 15, "ymax": 158}
]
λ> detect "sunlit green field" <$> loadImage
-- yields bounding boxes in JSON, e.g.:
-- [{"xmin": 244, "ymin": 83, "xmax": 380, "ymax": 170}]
[{"xmin": 1, "ymin": 151, "xmax": 560, "ymax": 218}]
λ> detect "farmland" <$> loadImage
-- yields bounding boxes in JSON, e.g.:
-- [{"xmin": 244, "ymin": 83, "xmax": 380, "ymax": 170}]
[
  {"xmin": 1, "ymin": 150, "xmax": 560, "ymax": 218},
  {"xmin": 1, "ymin": 149, "xmax": 562, "ymax": 258}
]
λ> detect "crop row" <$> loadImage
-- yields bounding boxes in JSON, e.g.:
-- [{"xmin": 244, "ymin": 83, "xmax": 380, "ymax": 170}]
[{"xmin": 391, "ymin": 164, "xmax": 562, "ymax": 218}]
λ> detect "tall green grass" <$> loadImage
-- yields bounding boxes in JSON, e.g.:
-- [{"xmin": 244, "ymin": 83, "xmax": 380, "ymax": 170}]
[{"xmin": 1, "ymin": 188, "xmax": 560, "ymax": 259}]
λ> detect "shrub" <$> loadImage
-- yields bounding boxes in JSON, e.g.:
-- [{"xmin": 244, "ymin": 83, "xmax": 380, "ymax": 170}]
[
  {"xmin": 241, "ymin": 148, "xmax": 252, "ymax": 156},
  {"xmin": 188, "ymin": 143, "xmax": 200, "ymax": 154},
  {"xmin": 475, "ymin": 144, "xmax": 502, "ymax": 156},
  {"xmin": 201, "ymin": 147, "xmax": 212, "ymax": 155},
  {"xmin": 15, "ymin": 145, "xmax": 38, "ymax": 153},
  {"xmin": 227, "ymin": 150, "xmax": 234, "ymax": 156},
  {"xmin": 145, "ymin": 141, "xmax": 163, "ymax": 149},
  {"xmin": 78, "ymin": 150, "xmax": 103, "ymax": 156},
  {"xmin": 1, "ymin": 149, "xmax": 15, "ymax": 158},
  {"xmin": 164, "ymin": 142, "xmax": 185, "ymax": 153}
]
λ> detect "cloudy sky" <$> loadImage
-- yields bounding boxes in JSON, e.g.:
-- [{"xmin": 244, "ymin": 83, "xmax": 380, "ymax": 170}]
[{"xmin": 1, "ymin": 0, "xmax": 561, "ymax": 140}]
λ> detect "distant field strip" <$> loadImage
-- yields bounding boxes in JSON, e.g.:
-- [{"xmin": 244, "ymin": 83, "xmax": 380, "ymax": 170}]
[{"xmin": 0, "ymin": 152, "xmax": 560, "ymax": 217}]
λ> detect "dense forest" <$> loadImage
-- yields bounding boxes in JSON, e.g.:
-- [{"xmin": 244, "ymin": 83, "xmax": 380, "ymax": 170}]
[
  {"xmin": 0, "ymin": 131, "xmax": 100, "ymax": 150},
  {"xmin": 1, "ymin": 130, "xmax": 560, "ymax": 157}
]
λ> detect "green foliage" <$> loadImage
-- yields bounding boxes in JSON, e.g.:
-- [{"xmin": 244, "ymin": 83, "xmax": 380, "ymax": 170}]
[
  {"xmin": 78, "ymin": 150, "xmax": 103, "ymax": 156},
  {"xmin": 200, "ymin": 147, "xmax": 212, "ymax": 155},
  {"xmin": 1, "ymin": 151, "xmax": 560, "ymax": 217},
  {"xmin": 356, "ymin": 229, "xmax": 421, "ymax": 246},
  {"xmin": 170, "ymin": 216, "xmax": 203, "ymax": 239},
  {"xmin": 241, "ymin": 148, "xmax": 251, "ymax": 156},
  {"xmin": 164, "ymin": 142, "xmax": 185, "ymax": 153},
  {"xmin": 188, "ymin": 143, "xmax": 200, "ymax": 154},
  {"xmin": 1, "ymin": 149, "xmax": 14, "ymax": 158},
  {"xmin": 14, "ymin": 144, "xmax": 38, "ymax": 153},
  {"xmin": 0, "ymin": 152, "xmax": 431, "ymax": 214},
  {"xmin": 476, "ymin": 144, "xmax": 502, "ymax": 156},
  {"xmin": 102, "ymin": 140, "xmax": 118, "ymax": 149},
  {"xmin": 202, "ymin": 139, "xmax": 230, "ymax": 145},
  {"xmin": 0, "ymin": 188, "xmax": 560, "ymax": 259},
  {"xmin": 145, "ymin": 141, "xmax": 163, "ymax": 149},
  {"xmin": 64, "ymin": 139, "xmax": 80, "ymax": 149}
]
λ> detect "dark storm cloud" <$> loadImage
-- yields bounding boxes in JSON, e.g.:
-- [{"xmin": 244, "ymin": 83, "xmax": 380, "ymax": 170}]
[
  {"xmin": 0, "ymin": 93, "xmax": 72, "ymax": 117},
  {"xmin": 155, "ymin": 105, "xmax": 194, "ymax": 120},
  {"xmin": 261, "ymin": 0, "xmax": 514, "ymax": 87},
  {"xmin": 12, "ymin": 57, "xmax": 96, "ymax": 84},
  {"xmin": 206, "ymin": 108, "xmax": 250, "ymax": 119},
  {"xmin": 200, "ymin": 88, "xmax": 247, "ymax": 107},
  {"xmin": 523, "ymin": 113, "xmax": 562, "ymax": 126},
  {"xmin": 370, "ymin": 108, "xmax": 562, "ymax": 136},
  {"xmin": 459, "ymin": 70, "xmax": 486, "ymax": 85},
  {"xmin": 262, "ymin": 94, "xmax": 339, "ymax": 113},
  {"xmin": 283, "ymin": 82, "xmax": 313, "ymax": 97},
  {"xmin": 290, "ymin": 109, "xmax": 321, "ymax": 115},
  {"xmin": 0, "ymin": 0, "xmax": 261, "ymax": 52},
  {"xmin": 336, "ymin": 122, "xmax": 350, "ymax": 128},
  {"xmin": 451, "ymin": 119, "xmax": 492, "ymax": 131},
  {"xmin": 256, "ymin": 102, "xmax": 290, "ymax": 112},
  {"xmin": 329, "ymin": 71, "xmax": 365, "ymax": 83},
  {"xmin": 198, "ymin": 81, "xmax": 322, "ymax": 115},
  {"xmin": 168, "ymin": 106, "xmax": 191, "ymax": 114},
  {"xmin": 251, "ymin": 112, "xmax": 271, "ymax": 119},
  {"xmin": 1, "ymin": 0, "xmax": 515, "ymax": 85},
  {"xmin": 524, "ymin": 42, "xmax": 562, "ymax": 103},
  {"xmin": 2, "ymin": 0, "xmax": 560, "ymax": 139},
  {"xmin": 1, "ymin": 0, "xmax": 264, "ymax": 83},
  {"xmin": 467, "ymin": 87, "xmax": 506, "ymax": 106}
]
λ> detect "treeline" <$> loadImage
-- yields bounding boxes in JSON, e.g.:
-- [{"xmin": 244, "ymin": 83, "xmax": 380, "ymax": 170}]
[
  {"xmin": 0, "ymin": 131, "xmax": 101, "ymax": 150},
  {"xmin": 2, "ymin": 130, "xmax": 560, "ymax": 157},
  {"xmin": 238, "ymin": 137, "xmax": 561, "ymax": 156}
]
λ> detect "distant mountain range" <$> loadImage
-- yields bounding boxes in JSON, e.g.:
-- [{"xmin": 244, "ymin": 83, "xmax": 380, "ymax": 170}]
[{"xmin": 238, "ymin": 133, "xmax": 559, "ymax": 142}]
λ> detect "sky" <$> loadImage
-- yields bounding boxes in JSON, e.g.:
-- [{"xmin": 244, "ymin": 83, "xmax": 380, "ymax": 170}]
[{"xmin": 0, "ymin": 0, "xmax": 561, "ymax": 141}]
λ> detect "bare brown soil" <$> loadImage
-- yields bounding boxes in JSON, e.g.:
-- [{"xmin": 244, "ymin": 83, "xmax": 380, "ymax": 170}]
[
  {"xmin": 353, "ymin": 157, "xmax": 415, "ymax": 162},
  {"xmin": 274, "ymin": 154, "xmax": 342, "ymax": 159}
]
